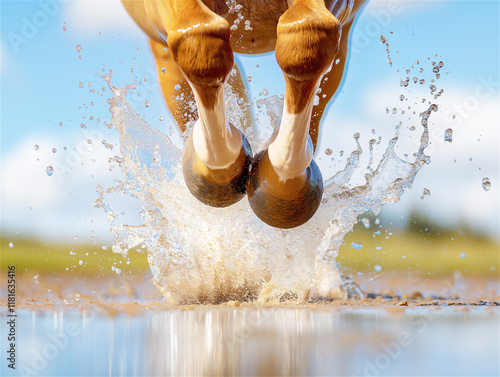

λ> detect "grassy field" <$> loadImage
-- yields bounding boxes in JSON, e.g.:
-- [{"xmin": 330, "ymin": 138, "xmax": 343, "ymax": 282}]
[{"xmin": 1, "ymin": 224, "xmax": 498, "ymax": 278}]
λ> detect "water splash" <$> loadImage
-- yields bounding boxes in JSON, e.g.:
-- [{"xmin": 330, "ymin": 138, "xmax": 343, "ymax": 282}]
[
  {"xmin": 380, "ymin": 35, "xmax": 392, "ymax": 66},
  {"xmin": 96, "ymin": 69, "xmax": 436, "ymax": 304}
]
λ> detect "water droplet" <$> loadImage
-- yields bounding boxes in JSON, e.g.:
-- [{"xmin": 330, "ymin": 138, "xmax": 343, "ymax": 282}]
[
  {"xmin": 63, "ymin": 24, "xmax": 67, "ymax": 31},
  {"xmin": 34, "ymin": 145, "xmax": 39, "ymax": 151},
  {"xmin": 116, "ymin": 268, "xmax": 122, "ymax": 275},
  {"xmin": 421, "ymin": 188, "xmax": 431, "ymax": 199},
  {"xmin": 9, "ymin": 242, "xmax": 14, "ymax": 248},
  {"xmin": 399, "ymin": 95, "xmax": 405, "ymax": 101},
  {"xmin": 444, "ymin": 128, "xmax": 453, "ymax": 142},
  {"xmin": 361, "ymin": 218, "xmax": 370, "ymax": 228},
  {"xmin": 46, "ymin": 166, "xmax": 54, "ymax": 176},
  {"xmin": 145, "ymin": 100, "xmax": 150, "ymax": 107},
  {"xmin": 59, "ymin": 122, "xmax": 63, "ymax": 126},
  {"xmin": 79, "ymin": 260, "xmax": 83, "ymax": 265},
  {"xmin": 246, "ymin": 76, "xmax": 252, "ymax": 82},
  {"xmin": 161, "ymin": 67, "xmax": 166, "ymax": 74},
  {"xmin": 80, "ymin": 123, "xmax": 86, "ymax": 129},
  {"xmin": 335, "ymin": 58, "xmax": 340, "ymax": 64},
  {"xmin": 376, "ymin": 246, "xmax": 382, "ymax": 250},
  {"xmin": 325, "ymin": 148, "xmax": 332, "ymax": 156},
  {"xmin": 174, "ymin": 84, "xmax": 181, "ymax": 91},
  {"xmin": 419, "ymin": 79, "xmax": 425, "ymax": 84},
  {"xmin": 460, "ymin": 252, "xmax": 466, "ymax": 259},
  {"xmin": 87, "ymin": 139, "xmax": 92, "ymax": 144},
  {"xmin": 351, "ymin": 242, "xmax": 363, "ymax": 250},
  {"xmin": 79, "ymin": 82, "xmax": 83, "ymax": 88},
  {"xmin": 392, "ymin": 108, "xmax": 397, "ymax": 114},
  {"xmin": 159, "ymin": 116, "xmax": 164, "ymax": 121},
  {"xmin": 76, "ymin": 44, "xmax": 82, "ymax": 52},
  {"xmin": 482, "ymin": 177, "xmax": 491, "ymax": 191},
  {"xmin": 374, "ymin": 265, "xmax": 382, "ymax": 272},
  {"xmin": 52, "ymin": 148, "xmax": 57, "ymax": 153}
]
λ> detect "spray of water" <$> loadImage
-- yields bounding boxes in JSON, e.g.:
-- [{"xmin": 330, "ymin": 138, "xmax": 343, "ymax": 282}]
[{"xmin": 95, "ymin": 59, "xmax": 440, "ymax": 304}]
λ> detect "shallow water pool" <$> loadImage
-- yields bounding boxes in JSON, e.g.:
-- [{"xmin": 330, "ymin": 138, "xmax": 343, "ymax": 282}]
[{"xmin": 2, "ymin": 307, "xmax": 498, "ymax": 376}]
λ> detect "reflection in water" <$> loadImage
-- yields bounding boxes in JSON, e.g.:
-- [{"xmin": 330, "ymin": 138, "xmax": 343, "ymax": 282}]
[{"xmin": 4, "ymin": 308, "xmax": 498, "ymax": 376}]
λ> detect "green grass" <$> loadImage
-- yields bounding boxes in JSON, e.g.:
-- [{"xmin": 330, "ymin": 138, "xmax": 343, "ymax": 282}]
[
  {"xmin": 338, "ymin": 222, "xmax": 499, "ymax": 277},
  {"xmin": 1, "ymin": 225, "xmax": 498, "ymax": 278},
  {"xmin": 0, "ymin": 237, "xmax": 150, "ymax": 277}
]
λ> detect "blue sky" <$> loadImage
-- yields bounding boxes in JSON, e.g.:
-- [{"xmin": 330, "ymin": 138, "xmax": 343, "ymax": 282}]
[{"xmin": 1, "ymin": 0, "xmax": 499, "ymax": 242}]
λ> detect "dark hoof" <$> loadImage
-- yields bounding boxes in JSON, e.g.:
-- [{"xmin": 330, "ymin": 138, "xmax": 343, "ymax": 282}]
[
  {"xmin": 182, "ymin": 130, "xmax": 252, "ymax": 207},
  {"xmin": 247, "ymin": 149, "xmax": 323, "ymax": 229}
]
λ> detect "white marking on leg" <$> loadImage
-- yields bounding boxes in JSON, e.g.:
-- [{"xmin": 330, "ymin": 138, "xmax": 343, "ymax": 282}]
[{"xmin": 192, "ymin": 87, "xmax": 242, "ymax": 170}]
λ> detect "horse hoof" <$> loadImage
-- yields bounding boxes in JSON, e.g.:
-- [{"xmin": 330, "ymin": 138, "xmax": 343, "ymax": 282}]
[
  {"xmin": 247, "ymin": 149, "xmax": 323, "ymax": 229},
  {"xmin": 182, "ymin": 130, "xmax": 252, "ymax": 207}
]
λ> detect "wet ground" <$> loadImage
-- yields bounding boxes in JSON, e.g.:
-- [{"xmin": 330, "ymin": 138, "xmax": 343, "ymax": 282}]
[{"xmin": 1, "ymin": 273, "xmax": 499, "ymax": 376}]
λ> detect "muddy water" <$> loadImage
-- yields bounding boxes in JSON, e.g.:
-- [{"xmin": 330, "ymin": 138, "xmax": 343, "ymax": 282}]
[{"xmin": 2, "ymin": 306, "xmax": 498, "ymax": 376}]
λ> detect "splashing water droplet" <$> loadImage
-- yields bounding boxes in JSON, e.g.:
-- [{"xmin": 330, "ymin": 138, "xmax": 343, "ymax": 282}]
[
  {"xmin": 145, "ymin": 100, "xmax": 150, "ymax": 107},
  {"xmin": 421, "ymin": 188, "xmax": 431, "ymax": 199},
  {"xmin": 325, "ymin": 148, "xmax": 332, "ymax": 156},
  {"xmin": 9, "ymin": 242, "xmax": 14, "ymax": 248},
  {"xmin": 444, "ymin": 128, "xmax": 453, "ymax": 142},
  {"xmin": 76, "ymin": 44, "xmax": 82, "ymax": 52},
  {"xmin": 361, "ymin": 218, "xmax": 370, "ymax": 228},
  {"xmin": 379, "ymin": 35, "xmax": 392, "ymax": 66},
  {"xmin": 80, "ymin": 123, "xmax": 86, "ymax": 129},
  {"xmin": 46, "ymin": 166, "xmax": 54, "ymax": 176},
  {"xmin": 34, "ymin": 145, "xmax": 39, "ymax": 151},
  {"xmin": 351, "ymin": 242, "xmax": 363, "ymax": 250},
  {"xmin": 482, "ymin": 177, "xmax": 491, "ymax": 191},
  {"xmin": 247, "ymin": 76, "xmax": 252, "ymax": 82}
]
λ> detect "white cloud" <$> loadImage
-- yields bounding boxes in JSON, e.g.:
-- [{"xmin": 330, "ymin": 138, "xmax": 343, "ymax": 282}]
[
  {"xmin": 63, "ymin": 0, "xmax": 142, "ymax": 37},
  {"xmin": 1, "ymin": 136, "xmax": 125, "ymax": 242}
]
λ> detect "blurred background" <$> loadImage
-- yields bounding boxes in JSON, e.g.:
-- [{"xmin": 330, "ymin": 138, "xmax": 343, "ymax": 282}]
[{"xmin": 1, "ymin": 0, "xmax": 498, "ymax": 281}]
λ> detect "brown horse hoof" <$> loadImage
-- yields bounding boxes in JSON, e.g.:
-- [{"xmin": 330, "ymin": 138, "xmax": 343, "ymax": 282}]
[
  {"xmin": 247, "ymin": 149, "xmax": 323, "ymax": 229},
  {"xmin": 182, "ymin": 129, "xmax": 252, "ymax": 207}
]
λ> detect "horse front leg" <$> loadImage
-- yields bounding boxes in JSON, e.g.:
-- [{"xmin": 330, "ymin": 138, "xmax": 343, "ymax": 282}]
[
  {"xmin": 247, "ymin": 0, "xmax": 341, "ymax": 228},
  {"xmin": 146, "ymin": 0, "xmax": 252, "ymax": 207}
]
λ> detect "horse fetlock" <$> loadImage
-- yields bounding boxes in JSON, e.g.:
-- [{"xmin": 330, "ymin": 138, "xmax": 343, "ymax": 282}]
[
  {"xmin": 276, "ymin": 3, "xmax": 341, "ymax": 83},
  {"xmin": 168, "ymin": 17, "xmax": 234, "ymax": 90}
]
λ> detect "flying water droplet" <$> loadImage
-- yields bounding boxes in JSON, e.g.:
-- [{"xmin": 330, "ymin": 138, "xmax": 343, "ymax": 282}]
[
  {"xmin": 482, "ymin": 177, "xmax": 491, "ymax": 191},
  {"xmin": 444, "ymin": 128, "xmax": 453, "ymax": 142},
  {"xmin": 9, "ymin": 242, "xmax": 14, "ymax": 248},
  {"xmin": 361, "ymin": 218, "xmax": 370, "ymax": 228},
  {"xmin": 421, "ymin": 188, "xmax": 431, "ymax": 199},
  {"xmin": 351, "ymin": 242, "xmax": 363, "ymax": 250},
  {"xmin": 325, "ymin": 148, "xmax": 332, "ymax": 156},
  {"xmin": 34, "ymin": 145, "xmax": 39, "ymax": 151},
  {"xmin": 76, "ymin": 44, "xmax": 82, "ymax": 52},
  {"xmin": 46, "ymin": 166, "xmax": 54, "ymax": 176}
]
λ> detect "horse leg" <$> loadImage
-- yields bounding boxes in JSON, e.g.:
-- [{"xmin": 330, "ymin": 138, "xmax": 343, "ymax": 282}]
[
  {"xmin": 247, "ymin": 0, "xmax": 341, "ymax": 228},
  {"xmin": 145, "ymin": 0, "xmax": 252, "ymax": 207}
]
